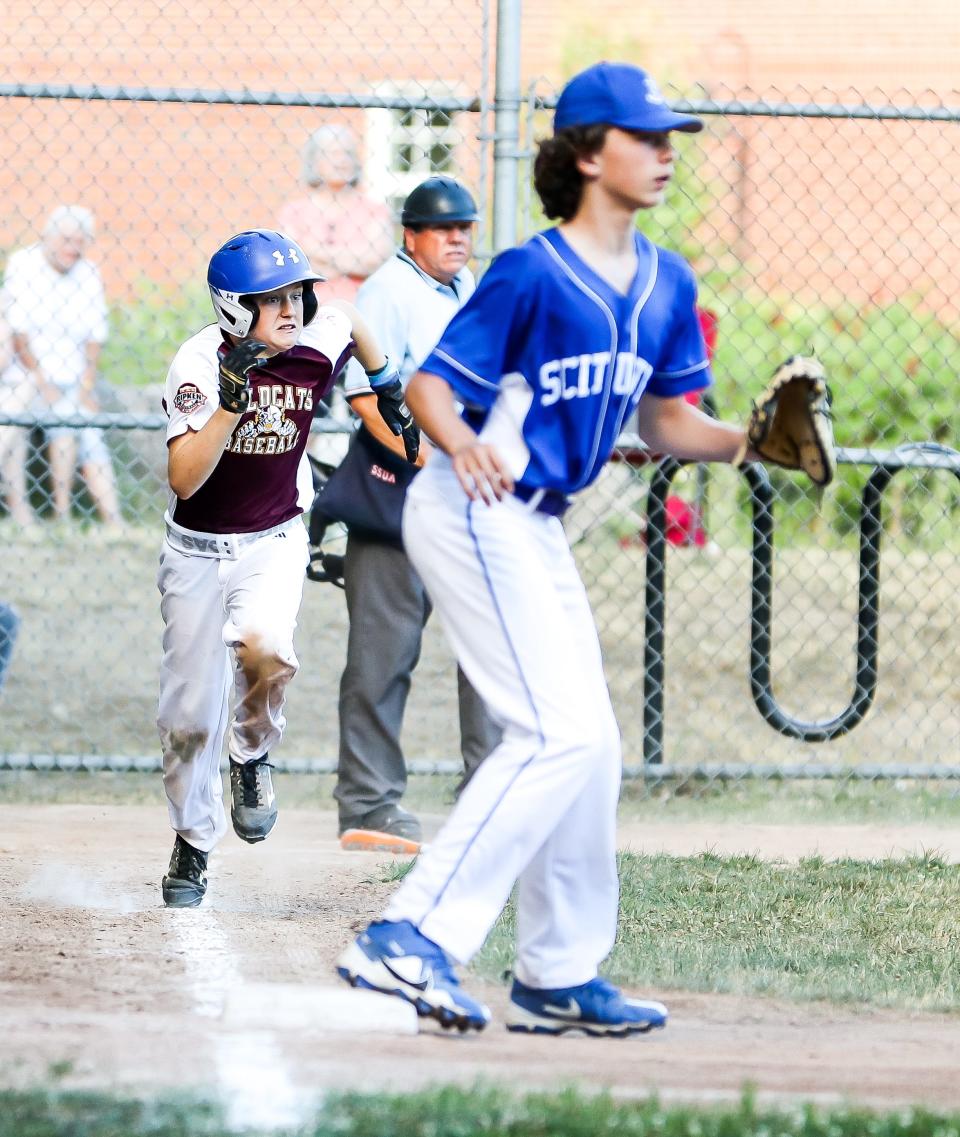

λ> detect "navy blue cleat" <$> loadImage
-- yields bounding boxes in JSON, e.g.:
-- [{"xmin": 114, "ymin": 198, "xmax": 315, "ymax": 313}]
[
  {"xmin": 336, "ymin": 919, "xmax": 490, "ymax": 1032},
  {"xmin": 506, "ymin": 976, "xmax": 668, "ymax": 1036}
]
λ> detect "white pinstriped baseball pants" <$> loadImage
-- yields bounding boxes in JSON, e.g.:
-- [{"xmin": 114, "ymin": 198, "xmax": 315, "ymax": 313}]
[{"xmin": 389, "ymin": 456, "xmax": 622, "ymax": 990}]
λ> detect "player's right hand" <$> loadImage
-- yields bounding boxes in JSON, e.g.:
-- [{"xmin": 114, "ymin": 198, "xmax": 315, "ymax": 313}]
[
  {"xmin": 218, "ymin": 339, "xmax": 267, "ymax": 415},
  {"xmin": 451, "ymin": 441, "xmax": 513, "ymax": 506}
]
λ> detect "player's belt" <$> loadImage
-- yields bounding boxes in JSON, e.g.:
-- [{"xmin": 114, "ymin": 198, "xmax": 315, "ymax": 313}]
[
  {"xmin": 512, "ymin": 484, "xmax": 570, "ymax": 518},
  {"xmin": 164, "ymin": 514, "xmax": 301, "ymax": 560}
]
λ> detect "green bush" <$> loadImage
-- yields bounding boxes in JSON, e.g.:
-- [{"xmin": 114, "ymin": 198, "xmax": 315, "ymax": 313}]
[
  {"xmin": 100, "ymin": 279, "xmax": 211, "ymax": 391},
  {"xmin": 95, "ymin": 261, "xmax": 959, "ymax": 548},
  {"xmin": 690, "ymin": 289, "xmax": 960, "ymax": 547}
]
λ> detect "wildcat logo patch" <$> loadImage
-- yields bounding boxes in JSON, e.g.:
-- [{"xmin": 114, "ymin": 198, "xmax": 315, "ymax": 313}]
[
  {"xmin": 173, "ymin": 384, "xmax": 206, "ymax": 414},
  {"xmin": 226, "ymin": 404, "xmax": 300, "ymax": 455}
]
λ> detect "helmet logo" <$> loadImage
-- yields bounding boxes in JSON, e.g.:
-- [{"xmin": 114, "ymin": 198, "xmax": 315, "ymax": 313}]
[{"xmin": 272, "ymin": 248, "xmax": 302, "ymax": 266}]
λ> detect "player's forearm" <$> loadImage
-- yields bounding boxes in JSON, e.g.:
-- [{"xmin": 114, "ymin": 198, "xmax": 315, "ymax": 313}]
[
  {"xmin": 12, "ymin": 332, "xmax": 38, "ymax": 373},
  {"xmin": 167, "ymin": 411, "xmax": 240, "ymax": 498},
  {"xmin": 349, "ymin": 394, "xmax": 427, "ymax": 467},
  {"xmin": 0, "ymin": 319, "xmax": 11, "ymax": 372},
  {"xmin": 637, "ymin": 396, "xmax": 748, "ymax": 463},
  {"xmin": 405, "ymin": 371, "xmax": 478, "ymax": 457}
]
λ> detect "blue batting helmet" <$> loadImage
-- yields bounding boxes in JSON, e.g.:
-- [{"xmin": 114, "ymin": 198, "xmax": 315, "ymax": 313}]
[{"xmin": 207, "ymin": 229, "xmax": 325, "ymax": 338}]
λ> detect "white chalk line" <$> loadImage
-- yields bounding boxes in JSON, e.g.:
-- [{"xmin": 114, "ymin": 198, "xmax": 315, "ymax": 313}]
[{"xmin": 167, "ymin": 909, "xmax": 313, "ymax": 1132}]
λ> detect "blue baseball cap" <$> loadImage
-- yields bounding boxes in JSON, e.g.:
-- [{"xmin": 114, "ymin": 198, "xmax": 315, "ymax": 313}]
[{"xmin": 554, "ymin": 62, "xmax": 703, "ymax": 135}]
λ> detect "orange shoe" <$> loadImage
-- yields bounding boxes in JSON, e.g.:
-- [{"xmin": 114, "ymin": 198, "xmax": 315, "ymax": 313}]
[
  {"xmin": 339, "ymin": 828, "xmax": 421, "ymax": 854},
  {"xmin": 338, "ymin": 805, "xmax": 422, "ymax": 854}
]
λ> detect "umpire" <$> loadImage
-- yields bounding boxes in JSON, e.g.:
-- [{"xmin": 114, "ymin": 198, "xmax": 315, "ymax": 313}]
[{"xmin": 334, "ymin": 177, "xmax": 501, "ymax": 853}]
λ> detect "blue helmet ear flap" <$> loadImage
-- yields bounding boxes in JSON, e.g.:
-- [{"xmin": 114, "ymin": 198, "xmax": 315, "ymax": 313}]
[{"xmin": 302, "ymin": 280, "xmax": 318, "ymax": 327}]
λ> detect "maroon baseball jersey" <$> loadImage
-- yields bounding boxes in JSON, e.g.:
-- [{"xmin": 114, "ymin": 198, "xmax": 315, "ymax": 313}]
[{"xmin": 163, "ymin": 309, "xmax": 353, "ymax": 533}]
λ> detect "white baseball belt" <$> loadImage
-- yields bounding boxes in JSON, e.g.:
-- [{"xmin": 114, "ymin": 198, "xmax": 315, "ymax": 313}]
[{"xmin": 163, "ymin": 513, "xmax": 302, "ymax": 561}]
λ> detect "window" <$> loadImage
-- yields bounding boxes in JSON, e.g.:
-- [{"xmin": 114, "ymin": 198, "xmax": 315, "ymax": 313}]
[
  {"xmin": 393, "ymin": 107, "xmax": 457, "ymax": 177},
  {"xmin": 365, "ymin": 84, "xmax": 466, "ymax": 216}
]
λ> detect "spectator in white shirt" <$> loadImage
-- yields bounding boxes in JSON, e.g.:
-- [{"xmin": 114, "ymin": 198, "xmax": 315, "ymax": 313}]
[{"xmin": 0, "ymin": 205, "xmax": 121, "ymax": 527}]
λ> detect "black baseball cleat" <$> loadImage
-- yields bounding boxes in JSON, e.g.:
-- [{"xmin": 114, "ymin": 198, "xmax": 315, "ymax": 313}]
[
  {"xmin": 162, "ymin": 834, "xmax": 209, "ymax": 908},
  {"xmin": 229, "ymin": 755, "xmax": 278, "ymax": 843}
]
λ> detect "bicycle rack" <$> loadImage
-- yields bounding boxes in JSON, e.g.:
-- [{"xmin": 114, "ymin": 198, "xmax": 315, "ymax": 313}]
[{"xmin": 643, "ymin": 442, "xmax": 960, "ymax": 765}]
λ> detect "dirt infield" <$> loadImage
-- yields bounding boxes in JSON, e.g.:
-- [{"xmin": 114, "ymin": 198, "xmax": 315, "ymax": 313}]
[{"xmin": 3, "ymin": 802, "xmax": 959, "ymax": 1121}]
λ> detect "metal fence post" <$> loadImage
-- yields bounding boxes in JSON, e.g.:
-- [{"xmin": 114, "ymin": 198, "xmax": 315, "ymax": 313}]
[{"xmin": 492, "ymin": 0, "xmax": 521, "ymax": 254}]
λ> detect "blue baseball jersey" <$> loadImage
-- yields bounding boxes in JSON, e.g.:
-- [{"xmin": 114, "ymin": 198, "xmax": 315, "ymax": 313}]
[{"xmin": 421, "ymin": 227, "xmax": 711, "ymax": 495}]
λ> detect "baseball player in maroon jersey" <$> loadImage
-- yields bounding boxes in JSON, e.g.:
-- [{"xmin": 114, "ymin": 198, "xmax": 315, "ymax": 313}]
[{"xmin": 157, "ymin": 228, "xmax": 418, "ymax": 907}]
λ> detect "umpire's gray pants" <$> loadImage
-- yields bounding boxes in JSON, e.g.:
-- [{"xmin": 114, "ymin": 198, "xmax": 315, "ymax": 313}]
[{"xmin": 335, "ymin": 532, "xmax": 501, "ymax": 826}]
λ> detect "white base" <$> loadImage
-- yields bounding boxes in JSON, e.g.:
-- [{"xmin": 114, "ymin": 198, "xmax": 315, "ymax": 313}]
[{"xmin": 223, "ymin": 982, "xmax": 419, "ymax": 1035}]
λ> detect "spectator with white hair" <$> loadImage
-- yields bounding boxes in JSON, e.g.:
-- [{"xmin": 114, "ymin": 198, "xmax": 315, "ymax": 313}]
[{"xmin": 0, "ymin": 204, "xmax": 122, "ymax": 528}]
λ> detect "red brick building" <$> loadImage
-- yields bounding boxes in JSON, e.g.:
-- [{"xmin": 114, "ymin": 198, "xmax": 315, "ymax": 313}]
[{"xmin": 2, "ymin": 1, "xmax": 958, "ymax": 311}]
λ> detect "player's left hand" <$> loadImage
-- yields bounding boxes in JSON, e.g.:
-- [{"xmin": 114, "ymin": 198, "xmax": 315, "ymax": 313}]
[
  {"xmin": 373, "ymin": 378, "xmax": 421, "ymax": 463},
  {"xmin": 734, "ymin": 355, "xmax": 835, "ymax": 486},
  {"xmin": 451, "ymin": 440, "xmax": 514, "ymax": 506}
]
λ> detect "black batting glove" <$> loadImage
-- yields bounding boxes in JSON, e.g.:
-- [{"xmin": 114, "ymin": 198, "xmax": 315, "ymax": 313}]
[
  {"xmin": 376, "ymin": 381, "xmax": 421, "ymax": 463},
  {"xmin": 218, "ymin": 339, "xmax": 267, "ymax": 414},
  {"xmin": 367, "ymin": 361, "xmax": 420, "ymax": 463}
]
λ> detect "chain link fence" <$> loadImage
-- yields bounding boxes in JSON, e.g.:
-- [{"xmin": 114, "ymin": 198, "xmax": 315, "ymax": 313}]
[
  {"xmin": 522, "ymin": 79, "xmax": 960, "ymax": 779},
  {"xmin": 0, "ymin": 7, "xmax": 957, "ymax": 782}
]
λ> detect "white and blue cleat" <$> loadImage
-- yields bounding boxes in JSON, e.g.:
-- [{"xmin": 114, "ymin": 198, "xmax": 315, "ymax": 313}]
[
  {"xmin": 336, "ymin": 919, "xmax": 491, "ymax": 1033},
  {"xmin": 506, "ymin": 976, "xmax": 668, "ymax": 1037}
]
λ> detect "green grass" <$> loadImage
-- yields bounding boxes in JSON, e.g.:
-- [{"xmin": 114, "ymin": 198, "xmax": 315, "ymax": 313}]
[
  {"xmin": 3, "ymin": 1086, "xmax": 960, "ymax": 1137},
  {"xmin": 472, "ymin": 851, "xmax": 960, "ymax": 1011},
  {"xmin": 3, "ymin": 770, "xmax": 960, "ymax": 825},
  {"xmin": 618, "ymin": 777, "xmax": 960, "ymax": 825},
  {"xmin": 383, "ymin": 845, "xmax": 960, "ymax": 1009}
]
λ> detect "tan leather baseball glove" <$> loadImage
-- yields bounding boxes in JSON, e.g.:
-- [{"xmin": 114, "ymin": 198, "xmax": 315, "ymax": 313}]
[{"xmin": 735, "ymin": 355, "xmax": 835, "ymax": 486}]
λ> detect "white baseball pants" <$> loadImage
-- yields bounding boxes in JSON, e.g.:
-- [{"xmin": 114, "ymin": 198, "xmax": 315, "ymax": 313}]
[
  {"xmin": 156, "ymin": 518, "xmax": 308, "ymax": 851},
  {"xmin": 390, "ymin": 458, "xmax": 622, "ymax": 989}
]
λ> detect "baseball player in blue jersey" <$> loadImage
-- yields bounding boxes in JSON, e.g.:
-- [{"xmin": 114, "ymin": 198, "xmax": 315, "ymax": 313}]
[
  {"xmin": 158, "ymin": 228, "xmax": 413, "ymax": 907},
  {"xmin": 336, "ymin": 62, "xmax": 759, "ymax": 1034}
]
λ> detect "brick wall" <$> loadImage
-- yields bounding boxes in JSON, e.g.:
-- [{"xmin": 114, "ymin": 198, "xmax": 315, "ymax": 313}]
[
  {"xmin": 0, "ymin": 0, "xmax": 487, "ymax": 296},
  {"xmin": 2, "ymin": 1, "xmax": 957, "ymax": 313},
  {"xmin": 520, "ymin": 0, "xmax": 960, "ymax": 314}
]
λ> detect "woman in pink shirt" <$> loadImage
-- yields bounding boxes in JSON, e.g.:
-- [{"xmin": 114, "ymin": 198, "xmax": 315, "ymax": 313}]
[{"xmin": 277, "ymin": 125, "xmax": 395, "ymax": 304}]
